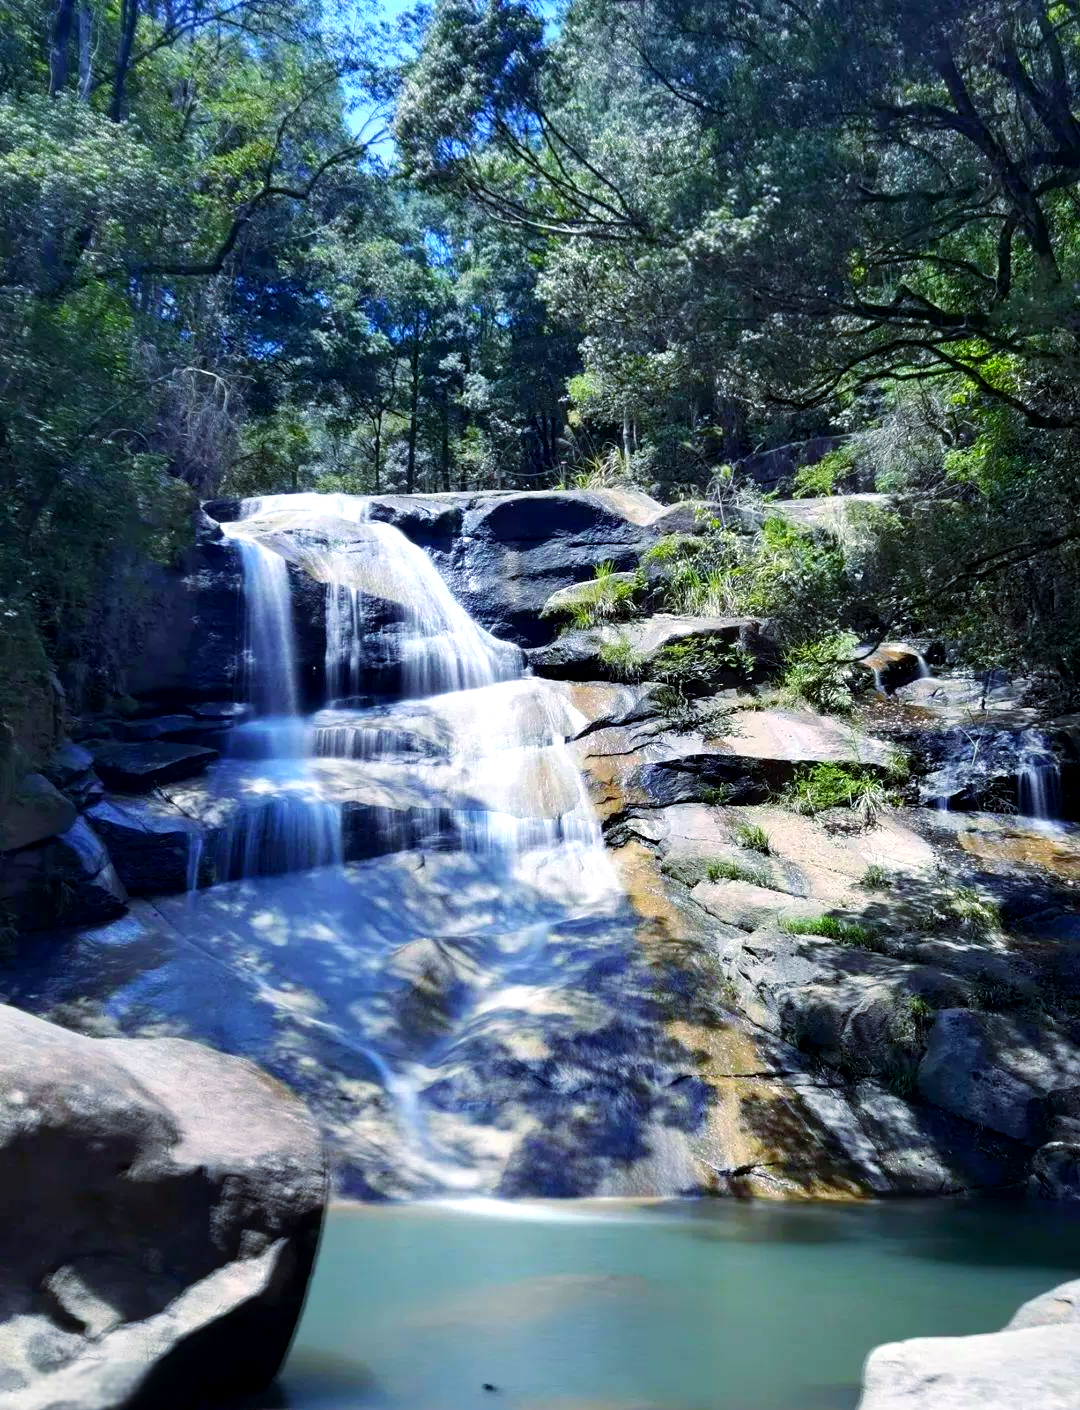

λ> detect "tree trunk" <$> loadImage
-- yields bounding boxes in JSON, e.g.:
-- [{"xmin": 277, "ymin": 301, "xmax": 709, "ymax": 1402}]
[
  {"xmin": 110, "ymin": 0, "xmax": 139, "ymax": 122},
  {"xmin": 440, "ymin": 395, "xmax": 451, "ymax": 492},
  {"xmin": 77, "ymin": 3, "xmax": 92, "ymax": 99},
  {"xmin": 49, "ymin": 0, "xmax": 76, "ymax": 96},
  {"xmin": 372, "ymin": 413, "xmax": 381, "ymax": 493},
  {"xmin": 406, "ymin": 335, "xmax": 420, "ymax": 495},
  {"xmin": 622, "ymin": 407, "xmax": 632, "ymax": 474}
]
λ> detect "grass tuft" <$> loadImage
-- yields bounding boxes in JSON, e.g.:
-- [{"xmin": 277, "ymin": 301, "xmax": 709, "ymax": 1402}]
[
  {"xmin": 734, "ymin": 821, "xmax": 771, "ymax": 854},
  {"xmin": 780, "ymin": 913, "xmax": 885, "ymax": 951}
]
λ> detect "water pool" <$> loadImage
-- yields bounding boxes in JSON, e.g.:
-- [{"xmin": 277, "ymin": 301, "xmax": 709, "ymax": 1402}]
[{"xmin": 274, "ymin": 1197, "xmax": 1080, "ymax": 1410}]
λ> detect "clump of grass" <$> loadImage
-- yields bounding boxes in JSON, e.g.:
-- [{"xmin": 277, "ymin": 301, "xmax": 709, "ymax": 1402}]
[
  {"xmin": 780, "ymin": 914, "xmax": 885, "ymax": 951},
  {"xmin": 781, "ymin": 761, "xmax": 891, "ymax": 825},
  {"xmin": 947, "ymin": 886, "xmax": 1000, "ymax": 940},
  {"xmin": 967, "ymin": 972, "xmax": 1031, "ymax": 1013},
  {"xmin": 598, "ymin": 634, "xmax": 646, "ymax": 682},
  {"xmin": 734, "ymin": 821, "xmax": 771, "ymax": 854},
  {"xmin": 642, "ymin": 533, "xmax": 701, "ymax": 566},
  {"xmin": 699, "ymin": 782, "xmax": 733, "ymax": 806},
  {"xmin": 705, "ymin": 857, "xmax": 770, "ymax": 888},
  {"xmin": 544, "ymin": 562, "xmax": 645, "ymax": 631},
  {"xmin": 859, "ymin": 863, "xmax": 892, "ymax": 891}
]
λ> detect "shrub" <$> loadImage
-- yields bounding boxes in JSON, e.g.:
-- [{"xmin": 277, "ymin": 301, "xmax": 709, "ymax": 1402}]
[
  {"xmin": 734, "ymin": 822, "xmax": 770, "ymax": 853},
  {"xmin": 780, "ymin": 914, "xmax": 885, "ymax": 951},
  {"xmin": 781, "ymin": 762, "xmax": 891, "ymax": 823},
  {"xmin": 781, "ymin": 632, "xmax": 862, "ymax": 713},
  {"xmin": 791, "ymin": 444, "xmax": 858, "ymax": 498},
  {"xmin": 654, "ymin": 637, "xmax": 756, "ymax": 695}
]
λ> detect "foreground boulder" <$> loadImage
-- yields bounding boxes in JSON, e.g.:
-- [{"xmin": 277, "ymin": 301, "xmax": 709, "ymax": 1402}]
[
  {"xmin": 857, "ymin": 1278, "xmax": 1080, "ymax": 1409},
  {"xmin": 0, "ymin": 1004, "xmax": 326, "ymax": 1410}
]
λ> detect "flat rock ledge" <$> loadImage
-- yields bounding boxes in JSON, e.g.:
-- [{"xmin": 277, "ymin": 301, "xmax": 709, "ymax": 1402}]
[
  {"xmin": 857, "ymin": 1278, "xmax": 1080, "ymax": 1409},
  {"xmin": 0, "ymin": 1003, "xmax": 327, "ymax": 1410}
]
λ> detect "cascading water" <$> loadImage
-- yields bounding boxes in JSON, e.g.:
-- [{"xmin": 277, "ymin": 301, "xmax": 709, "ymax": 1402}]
[
  {"xmin": 175, "ymin": 493, "xmax": 631, "ymax": 1191},
  {"xmin": 1017, "ymin": 728, "xmax": 1064, "ymax": 826}
]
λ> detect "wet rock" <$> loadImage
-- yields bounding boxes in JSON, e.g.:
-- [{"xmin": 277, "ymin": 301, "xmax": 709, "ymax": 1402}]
[
  {"xmin": 0, "ymin": 818, "xmax": 127, "ymax": 931},
  {"xmin": 42, "ymin": 743, "xmax": 103, "ymax": 810},
  {"xmin": 116, "ymin": 714, "xmax": 212, "ymax": 742},
  {"xmin": 857, "ymin": 1280, "xmax": 1080, "ymax": 1409},
  {"xmin": 92, "ymin": 741, "xmax": 219, "ymax": 791},
  {"xmin": 858, "ymin": 643, "xmax": 928, "ymax": 693},
  {"xmin": 85, "ymin": 797, "xmax": 202, "ymax": 895},
  {"xmin": 187, "ymin": 700, "xmax": 253, "ymax": 721},
  {"xmin": 529, "ymin": 614, "xmax": 770, "ymax": 682},
  {"xmin": 0, "ymin": 772, "xmax": 76, "ymax": 851},
  {"xmin": 917, "ymin": 1009, "xmax": 1080, "ymax": 1145},
  {"xmin": 0, "ymin": 1003, "xmax": 325, "ymax": 1410}
]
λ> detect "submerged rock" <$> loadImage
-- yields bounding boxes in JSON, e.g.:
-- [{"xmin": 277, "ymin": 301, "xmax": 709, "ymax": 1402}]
[{"xmin": 0, "ymin": 1003, "xmax": 326, "ymax": 1410}]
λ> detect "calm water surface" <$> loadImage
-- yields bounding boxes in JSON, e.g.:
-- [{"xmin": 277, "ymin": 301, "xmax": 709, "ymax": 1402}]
[{"xmin": 274, "ymin": 1198, "xmax": 1080, "ymax": 1410}]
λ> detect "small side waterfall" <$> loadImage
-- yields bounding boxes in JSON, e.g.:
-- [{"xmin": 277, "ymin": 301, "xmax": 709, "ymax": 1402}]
[{"xmin": 1017, "ymin": 729, "xmax": 1064, "ymax": 825}]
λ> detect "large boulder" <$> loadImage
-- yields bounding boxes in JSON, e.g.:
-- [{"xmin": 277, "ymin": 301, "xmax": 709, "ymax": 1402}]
[
  {"xmin": 0, "ymin": 1003, "xmax": 326, "ymax": 1410},
  {"xmin": 857, "ymin": 1279, "xmax": 1080, "ymax": 1410},
  {"xmin": 917, "ymin": 1009, "xmax": 1080, "ymax": 1145},
  {"xmin": 0, "ymin": 772, "xmax": 76, "ymax": 851},
  {"xmin": 0, "ymin": 818, "xmax": 127, "ymax": 931},
  {"xmin": 85, "ymin": 798, "xmax": 203, "ymax": 895}
]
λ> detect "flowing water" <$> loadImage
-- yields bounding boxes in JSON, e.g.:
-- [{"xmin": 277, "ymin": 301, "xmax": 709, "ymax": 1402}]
[
  {"xmin": 140, "ymin": 492, "xmax": 637, "ymax": 1195},
  {"xmin": 275, "ymin": 1198, "xmax": 1080, "ymax": 1410}
]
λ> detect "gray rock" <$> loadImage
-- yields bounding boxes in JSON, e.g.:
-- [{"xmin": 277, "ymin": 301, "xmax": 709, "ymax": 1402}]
[
  {"xmin": 85, "ymin": 797, "xmax": 203, "ymax": 895},
  {"xmin": 858, "ymin": 1279, "xmax": 1080, "ymax": 1409},
  {"xmin": 528, "ymin": 614, "xmax": 770, "ymax": 682},
  {"xmin": 116, "ymin": 714, "xmax": 210, "ymax": 742},
  {"xmin": 857, "ymin": 1323, "xmax": 1080, "ymax": 1409},
  {"xmin": 0, "ymin": 818, "xmax": 127, "ymax": 931},
  {"xmin": 1029, "ymin": 1142, "xmax": 1080, "ymax": 1200},
  {"xmin": 0, "ymin": 1003, "xmax": 326, "ymax": 1410},
  {"xmin": 41, "ymin": 743, "xmax": 102, "ymax": 810},
  {"xmin": 1007, "ymin": 1278, "xmax": 1080, "ymax": 1329},
  {"xmin": 92, "ymin": 741, "xmax": 219, "ymax": 791},
  {"xmin": 0, "ymin": 773, "xmax": 76, "ymax": 851},
  {"xmin": 917, "ymin": 1009, "xmax": 1080, "ymax": 1145}
]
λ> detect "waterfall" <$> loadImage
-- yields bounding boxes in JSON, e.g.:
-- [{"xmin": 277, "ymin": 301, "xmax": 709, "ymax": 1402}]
[
  {"xmin": 197, "ymin": 498, "xmax": 611, "ymax": 886},
  {"xmin": 321, "ymin": 520, "xmax": 519, "ymax": 702},
  {"xmin": 1017, "ymin": 729, "xmax": 1063, "ymax": 825},
  {"xmin": 228, "ymin": 535, "xmax": 300, "ymax": 720}
]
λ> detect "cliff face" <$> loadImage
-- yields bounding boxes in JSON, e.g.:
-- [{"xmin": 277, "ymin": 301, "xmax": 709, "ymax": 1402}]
[{"xmin": 1, "ymin": 489, "xmax": 1079, "ymax": 1207}]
